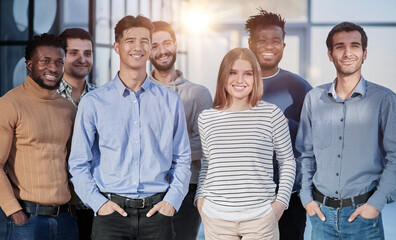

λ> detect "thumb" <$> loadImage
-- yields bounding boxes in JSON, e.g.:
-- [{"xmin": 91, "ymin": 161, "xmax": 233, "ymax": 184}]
[
  {"xmin": 316, "ymin": 208, "xmax": 326, "ymax": 221},
  {"xmin": 113, "ymin": 204, "xmax": 127, "ymax": 217},
  {"xmin": 146, "ymin": 204, "xmax": 159, "ymax": 218},
  {"xmin": 348, "ymin": 209, "xmax": 359, "ymax": 222}
]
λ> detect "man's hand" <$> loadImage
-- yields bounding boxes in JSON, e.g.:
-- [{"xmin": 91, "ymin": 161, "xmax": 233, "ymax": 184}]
[
  {"xmin": 348, "ymin": 203, "xmax": 379, "ymax": 222},
  {"xmin": 97, "ymin": 200, "xmax": 127, "ymax": 217},
  {"xmin": 146, "ymin": 201, "xmax": 175, "ymax": 217},
  {"xmin": 271, "ymin": 201, "xmax": 286, "ymax": 221},
  {"xmin": 10, "ymin": 210, "xmax": 28, "ymax": 225},
  {"xmin": 196, "ymin": 198, "xmax": 204, "ymax": 215},
  {"xmin": 305, "ymin": 201, "xmax": 326, "ymax": 221}
]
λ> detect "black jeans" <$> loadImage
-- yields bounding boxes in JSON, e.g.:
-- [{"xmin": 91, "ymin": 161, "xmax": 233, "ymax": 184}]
[
  {"xmin": 278, "ymin": 192, "xmax": 307, "ymax": 240},
  {"xmin": 91, "ymin": 202, "xmax": 174, "ymax": 240},
  {"xmin": 173, "ymin": 187, "xmax": 201, "ymax": 240}
]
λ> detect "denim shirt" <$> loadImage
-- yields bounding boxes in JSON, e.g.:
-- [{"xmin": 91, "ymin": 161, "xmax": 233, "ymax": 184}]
[
  {"xmin": 68, "ymin": 74, "xmax": 191, "ymax": 213},
  {"xmin": 297, "ymin": 77, "xmax": 396, "ymax": 211}
]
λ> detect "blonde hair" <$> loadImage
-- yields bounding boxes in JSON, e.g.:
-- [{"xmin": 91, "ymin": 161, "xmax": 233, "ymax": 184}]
[{"xmin": 213, "ymin": 48, "xmax": 263, "ymax": 110}]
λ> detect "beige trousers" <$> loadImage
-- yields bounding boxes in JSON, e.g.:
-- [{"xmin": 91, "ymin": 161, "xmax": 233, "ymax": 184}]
[{"xmin": 201, "ymin": 210, "xmax": 279, "ymax": 240}]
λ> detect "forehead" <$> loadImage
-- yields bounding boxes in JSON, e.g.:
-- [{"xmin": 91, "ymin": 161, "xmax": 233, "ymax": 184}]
[
  {"xmin": 152, "ymin": 31, "xmax": 172, "ymax": 43},
  {"xmin": 34, "ymin": 46, "xmax": 65, "ymax": 59},
  {"xmin": 231, "ymin": 59, "xmax": 253, "ymax": 70},
  {"xmin": 66, "ymin": 38, "xmax": 93, "ymax": 51},
  {"xmin": 253, "ymin": 25, "xmax": 283, "ymax": 39},
  {"xmin": 332, "ymin": 30, "xmax": 362, "ymax": 45},
  {"xmin": 122, "ymin": 27, "xmax": 150, "ymax": 40}
]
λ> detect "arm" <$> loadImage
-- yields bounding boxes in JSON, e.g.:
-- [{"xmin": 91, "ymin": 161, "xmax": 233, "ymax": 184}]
[
  {"xmin": 68, "ymin": 97, "xmax": 109, "ymax": 214},
  {"xmin": 0, "ymin": 99, "xmax": 23, "ymax": 217},
  {"xmin": 272, "ymin": 107, "xmax": 296, "ymax": 209},
  {"xmin": 194, "ymin": 114, "xmax": 209, "ymax": 211},
  {"xmin": 157, "ymin": 96, "xmax": 192, "ymax": 213},
  {"xmin": 190, "ymin": 88, "xmax": 212, "ymax": 161}
]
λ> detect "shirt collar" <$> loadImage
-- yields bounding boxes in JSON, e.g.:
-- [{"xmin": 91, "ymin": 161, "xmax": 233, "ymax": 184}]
[
  {"xmin": 327, "ymin": 76, "xmax": 367, "ymax": 101},
  {"xmin": 114, "ymin": 73, "xmax": 152, "ymax": 96}
]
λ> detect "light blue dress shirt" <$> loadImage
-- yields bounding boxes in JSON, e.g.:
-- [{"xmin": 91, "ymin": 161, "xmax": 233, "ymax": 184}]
[
  {"xmin": 68, "ymin": 74, "xmax": 191, "ymax": 213},
  {"xmin": 296, "ymin": 77, "xmax": 396, "ymax": 211}
]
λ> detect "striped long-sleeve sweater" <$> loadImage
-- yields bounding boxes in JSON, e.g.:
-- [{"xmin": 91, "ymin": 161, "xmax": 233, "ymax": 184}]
[{"xmin": 196, "ymin": 101, "xmax": 296, "ymax": 221}]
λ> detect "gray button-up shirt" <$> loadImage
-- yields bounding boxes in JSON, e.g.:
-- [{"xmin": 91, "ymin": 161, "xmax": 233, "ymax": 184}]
[{"xmin": 297, "ymin": 77, "xmax": 396, "ymax": 211}]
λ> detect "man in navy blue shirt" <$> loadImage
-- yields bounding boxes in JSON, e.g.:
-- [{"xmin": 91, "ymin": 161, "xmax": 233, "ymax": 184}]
[
  {"xmin": 297, "ymin": 22, "xmax": 396, "ymax": 239},
  {"xmin": 246, "ymin": 9, "xmax": 312, "ymax": 240}
]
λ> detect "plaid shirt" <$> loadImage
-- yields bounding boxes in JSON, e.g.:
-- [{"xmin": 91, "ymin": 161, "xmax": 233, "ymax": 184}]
[
  {"xmin": 57, "ymin": 79, "xmax": 96, "ymax": 108},
  {"xmin": 58, "ymin": 78, "xmax": 96, "ymax": 210}
]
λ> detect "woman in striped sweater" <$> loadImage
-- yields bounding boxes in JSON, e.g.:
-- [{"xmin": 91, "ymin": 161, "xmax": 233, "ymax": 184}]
[{"xmin": 195, "ymin": 48, "xmax": 296, "ymax": 240}]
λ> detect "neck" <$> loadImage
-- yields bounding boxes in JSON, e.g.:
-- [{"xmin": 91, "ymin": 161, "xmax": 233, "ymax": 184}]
[
  {"xmin": 335, "ymin": 72, "xmax": 361, "ymax": 100},
  {"xmin": 261, "ymin": 66, "xmax": 279, "ymax": 78},
  {"xmin": 152, "ymin": 67, "xmax": 178, "ymax": 84},
  {"xmin": 63, "ymin": 74, "xmax": 86, "ymax": 91},
  {"xmin": 118, "ymin": 68, "xmax": 147, "ymax": 92},
  {"xmin": 223, "ymin": 98, "xmax": 252, "ymax": 112}
]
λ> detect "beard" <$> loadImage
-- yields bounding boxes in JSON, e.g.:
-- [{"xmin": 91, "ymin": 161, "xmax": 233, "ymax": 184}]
[
  {"xmin": 150, "ymin": 51, "xmax": 177, "ymax": 72},
  {"xmin": 30, "ymin": 67, "xmax": 62, "ymax": 90}
]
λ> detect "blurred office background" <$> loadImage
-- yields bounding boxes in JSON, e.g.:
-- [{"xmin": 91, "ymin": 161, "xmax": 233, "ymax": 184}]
[{"xmin": 1, "ymin": 0, "xmax": 395, "ymax": 239}]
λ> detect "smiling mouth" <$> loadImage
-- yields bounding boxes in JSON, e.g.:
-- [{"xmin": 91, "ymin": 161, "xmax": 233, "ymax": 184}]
[
  {"xmin": 44, "ymin": 73, "xmax": 58, "ymax": 81},
  {"xmin": 131, "ymin": 54, "xmax": 143, "ymax": 60},
  {"xmin": 232, "ymin": 85, "xmax": 246, "ymax": 92},
  {"xmin": 261, "ymin": 52, "xmax": 275, "ymax": 56}
]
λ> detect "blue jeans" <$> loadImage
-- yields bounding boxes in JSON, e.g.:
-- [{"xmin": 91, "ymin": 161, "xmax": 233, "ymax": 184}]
[
  {"xmin": 6, "ymin": 212, "xmax": 78, "ymax": 240},
  {"xmin": 309, "ymin": 201, "xmax": 384, "ymax": 240},
  {"xmin": 173, "ymin": 187, "xmax": 201, "ymax": 240}
]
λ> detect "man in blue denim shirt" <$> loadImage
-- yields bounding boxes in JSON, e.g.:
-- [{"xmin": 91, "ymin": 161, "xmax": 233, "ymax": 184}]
[
  {"xmin": 68, "ymin": 15, "xmax": 191, "ymax": 240},
  {"xmin": 296, "ymin": 22, "xmax": 396, "ymax": 239}
]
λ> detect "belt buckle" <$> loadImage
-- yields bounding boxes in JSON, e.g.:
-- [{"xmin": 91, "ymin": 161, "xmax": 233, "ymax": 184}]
[
  {"xmin": 51, "ymin": 206, "xmax": 61, "ymax": 217},
  {"xmin": 139, "ymin": 198, "xmax": 146, "ymax": 208}
]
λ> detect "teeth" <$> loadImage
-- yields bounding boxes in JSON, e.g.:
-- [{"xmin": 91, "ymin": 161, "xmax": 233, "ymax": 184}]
[
  {"xmin": 131, "ymin": 54, "xmax": 142, "ymax": 59},
  {"xmin": 233, "ymin": 86, "xmax": 246, "ymax": 91},
  {"xmin": 262, "ymin": 53, "xmax": 274, "ymax": 56},
  {"xmin": 44, "ymin": 74, "xmax": 57, "ymax": 80}
]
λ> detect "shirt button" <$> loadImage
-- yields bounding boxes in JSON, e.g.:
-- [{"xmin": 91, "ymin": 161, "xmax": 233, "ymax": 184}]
[
  {"xmin": 335, "ymin": 191, "xmax": 338, "ymax": 194},
  {"xmin": 135, "ymin": 141, "xmax": 139, "ymax": 144},
  {"xmin": 336, "ymin": 173, "xmax": 339, "ymax": 176},
  {"xmin": 134, "ymin": 162, "xmax": 138, "ymax": 165},
  {"xmin": 134, "ymin": 121, "xmax": 138, "ymax": 125},
  {"xmin": 337, "ymin": 154, "xmax": 341, "ymax": 158},
  {"xmin": 339, "ymin": 136, "xmax": 342, "ymax": 140},
  {"xmin": 134, "ymin": 181, "xmax": 137, "ymax": 185},
  {"xmin": 340, "ymin": 118, "xmax": 344, "ymax": 122},
  {"xmin": 133, "ymin": 100, "xmax": 137, "ymax": 103}
]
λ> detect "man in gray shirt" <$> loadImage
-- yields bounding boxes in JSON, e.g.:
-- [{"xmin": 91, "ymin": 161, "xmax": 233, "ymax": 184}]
[
  {"xmin": 296, "ymin": 22, "xmax": 396, "ymax": 239},
  {"xmin": 149, "ymin": 21, "xmax": 212, "ymax": 240}
]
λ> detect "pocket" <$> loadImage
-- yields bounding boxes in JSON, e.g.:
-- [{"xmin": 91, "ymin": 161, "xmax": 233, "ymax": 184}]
[
  {"xmin": 14, "ymin": 214, "xmax": 33, "ymax": 227},
  {"xmin": 157, "ymin": 212, "xmax": 173, "ymax": 219},
  {"xmin": 312, "ymin": 120, "xmax": 332, "ymax": 149},
  {"xmin": 96, "ymin": 211, "xmax": 119, "ymax": 217}
]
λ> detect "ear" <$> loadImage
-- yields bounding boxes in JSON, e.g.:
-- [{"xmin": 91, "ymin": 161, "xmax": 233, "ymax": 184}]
[
  {"xmin": 26, "ymin": 60, "xmax": 33, "ymax": 73},
  {"xmin": 113, "ymin": 41, "xmax": 120, "ymax": 54},
  {"xmin": 328, "ymin": 50, "xmax": 334, "ymax": 62},
  {"xmin": 248, "ymin": 37, "xmax": 253, "ymax": 49},
  {"xmin": 363, "ymin": 49, "xmax": 367, "ymax": 61}
]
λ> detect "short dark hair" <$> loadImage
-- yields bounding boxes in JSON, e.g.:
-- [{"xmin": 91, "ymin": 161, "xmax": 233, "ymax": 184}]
[
  {"xmin": 326, "ymin": 22, "xmax": 368, "ymax": 53},
  {"xmin": 245, "ymin": 8, "xmax": 286, "ymax": 39},
  {"xmin": 152, "ymin": 21, "xmax": 176, "ymax": 42},
  {"xmin": 25, "ymin": 33, "xmax": 66, "ymax": 61},
  {"xmin": 114, "ymin": 15, "xmax": 154, "ymax": 42},
  {"xmin": 59, "ymin": 28, "xmax": 94, "ymax": 47}
]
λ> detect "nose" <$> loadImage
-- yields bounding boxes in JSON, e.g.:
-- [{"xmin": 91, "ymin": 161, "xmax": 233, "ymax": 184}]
[
  {"xmin": 47, "ymin": 61, "xmax": 59, "ymax": 72},
  {"xmin": 236, "ymin": 74, "xmax": 244, "ymax": 83},
  {"xmin": 344, "ymin": 46, "xmax": 352, "ymax": 57}
]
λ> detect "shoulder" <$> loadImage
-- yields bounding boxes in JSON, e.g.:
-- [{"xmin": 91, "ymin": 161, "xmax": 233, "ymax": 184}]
[
  {"xmin": 278, "ymin": 69, "xmax": 312, "ymax": 89},
  {"xmin": 150, "ymin": 80, "xmax": 181, "ymax": 99}
]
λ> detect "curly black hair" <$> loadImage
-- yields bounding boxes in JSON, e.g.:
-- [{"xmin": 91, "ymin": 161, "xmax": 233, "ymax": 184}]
[
  {"xmin": 25, "ymin": 33, "xmax": 66, "ymax": 61},
  {"xmin": 245, "ymin": 8, "xmax": 286, "ymax": 39}
]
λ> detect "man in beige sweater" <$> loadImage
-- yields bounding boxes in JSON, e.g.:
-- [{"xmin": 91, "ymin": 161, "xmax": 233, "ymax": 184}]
[{"xmin": 0, "ymin": 33, "xmax": 77, "ymax": 239}]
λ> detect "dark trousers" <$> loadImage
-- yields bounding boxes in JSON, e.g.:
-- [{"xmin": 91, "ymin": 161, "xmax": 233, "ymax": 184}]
[
  {"xmin": 0, "ymin": 207, "xmax": 7, "ymax": 240},
  {"xmin": 91, "ymin": 203, "xmax": 174, "ymax": 240},
  {"xmin": 279, "ymin": 192, "xmax": 306, "ymax": 240},
  {"xmin": 76, "ymin": 209, "xmax": 94, "ymax": 240},
  {"xmin": 173, "ymin": 187, "xmax": 201, "ymax": 240}
]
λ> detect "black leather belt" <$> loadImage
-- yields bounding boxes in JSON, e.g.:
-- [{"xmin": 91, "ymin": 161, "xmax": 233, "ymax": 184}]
[
  {"xmin": 19, "ymin": 200, "xmax": 70, "ymax": 217},
  {"xmin": 103, "ymin": 192, "xmax": 165, "ymax": 209},
  {"xmin": 313, "ymin": 186, "xmax": 374, "ymax": 209}
]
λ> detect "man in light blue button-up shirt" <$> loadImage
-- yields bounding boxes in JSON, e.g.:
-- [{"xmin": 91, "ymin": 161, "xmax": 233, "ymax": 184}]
[
  {"xmin": 296, "ymin": 22, "xmax": 396, "ymax": 239},
  {"xmin": 68, "ymin": 15, "xmax": 191, "ymax": 239}
]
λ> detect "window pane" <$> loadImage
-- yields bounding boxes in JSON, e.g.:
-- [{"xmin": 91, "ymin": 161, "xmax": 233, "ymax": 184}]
[
  {"xmin": 94, "ymin": 47, "xmax": 111, "ymax": 87},
  {"xmin": 311, "ymin": 0, "xmax": 396, "ymax": 23},
  {"xmin": 63, "ymin": 0, "xmax": 88, "ymax": 25},
  {"xmin": 1, "ymin": 0, "xmax": 29, "ymax": 41},
  {"xmin": 96, "ymin": 0, "xmax": 111, "ymax": 45},
  {"xmin": 0, "ymin": 46, "xmax": 27, "ymax": 96}
]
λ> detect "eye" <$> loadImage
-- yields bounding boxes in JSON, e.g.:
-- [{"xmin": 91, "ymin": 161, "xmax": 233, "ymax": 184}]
[
  {"xmin": 69, "ymin": 51, "xmax": 77, "ymax": 56},
  {"xmin": 56, "ymin": 60, "xmax": 64, "ymax": 66},
  {"xmin": 245, "ymin": 72, "xmax": 253, "ymax": 76},
  {"xmin": 151, "ymin": 45, "xmax": 158, "ymax": 50},
  {"xmin": 230, "ymin": 71, "xmax": 237, "ymax": 75},
  {"xmin": 85, "ymin": 52, "xmax": 92, "ymax": 57}
]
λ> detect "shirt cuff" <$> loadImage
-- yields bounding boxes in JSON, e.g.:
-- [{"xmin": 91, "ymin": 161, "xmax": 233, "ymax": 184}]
[
  {"xmin": 299, "ymin": 189, "xmax": 314, "ymax": 207},
  {"xmin": 163, "ymin": 190, "xmax": 183, "ymax": 212},
  {"xmin": 88, "ymin": 193, "xmax": 110, "ymax": 214},
  {"xmin": 366, "ymin": 191, "xmax": 387, "ymax": 212}
]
